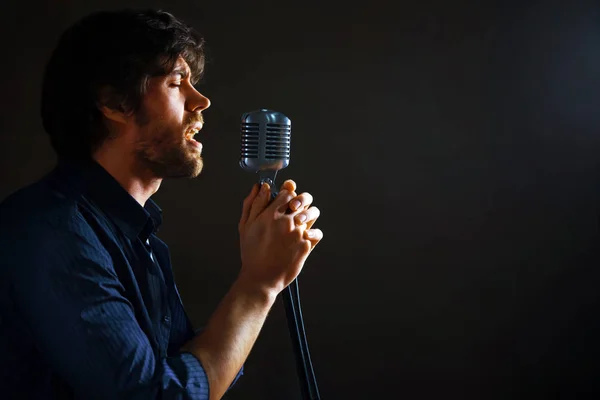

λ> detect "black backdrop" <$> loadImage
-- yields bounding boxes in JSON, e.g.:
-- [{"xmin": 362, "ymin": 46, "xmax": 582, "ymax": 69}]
[{"xmin": 2, "ymin": 1, "xmax": 600, "ymax": 399}]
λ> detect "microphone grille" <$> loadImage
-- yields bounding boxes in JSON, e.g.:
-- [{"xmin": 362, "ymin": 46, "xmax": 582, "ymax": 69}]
[
  {"xmin": 241, "ymin": 121, "xmax": 260, "ymax": 158},
  {"xmin": 265, "ymin": 122, "xmax": 291, "ymax": 160},
  {"xmin": 239, "ymin": 109, "xmax": 292, "ymax": 173}
]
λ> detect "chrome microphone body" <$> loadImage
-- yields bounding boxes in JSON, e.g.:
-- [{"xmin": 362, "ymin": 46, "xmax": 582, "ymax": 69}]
[{"xmin": 240, "ymin": 109, "xmax": 291, "ymax": 191}]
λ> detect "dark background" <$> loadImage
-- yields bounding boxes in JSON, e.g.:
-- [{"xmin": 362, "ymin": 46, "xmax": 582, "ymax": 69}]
[{"xmin": 2, "ymin": 0, "xmax": 600, "ymax": 399}]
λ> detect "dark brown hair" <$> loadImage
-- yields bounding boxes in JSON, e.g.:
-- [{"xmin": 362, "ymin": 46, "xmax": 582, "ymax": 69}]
[{"xmin": 41, "ymin": 9, "xmax": 206, "ymax": 160}]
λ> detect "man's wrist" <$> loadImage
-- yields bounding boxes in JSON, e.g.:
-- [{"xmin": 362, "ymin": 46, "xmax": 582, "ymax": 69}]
[{"xmin": 232, "ymin": 274, "xmax": 279, "ymax": 310}]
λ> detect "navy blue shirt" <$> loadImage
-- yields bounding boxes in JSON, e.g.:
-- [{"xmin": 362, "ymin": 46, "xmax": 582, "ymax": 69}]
[{"xmin": 0, "ymin": 159, "xmax": 242, "ymax": 399}]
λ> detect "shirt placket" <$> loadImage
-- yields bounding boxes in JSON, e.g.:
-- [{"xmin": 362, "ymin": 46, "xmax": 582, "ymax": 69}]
[{"xmin": 143, "ymin": 237, "xmax": 172, "ymax": 358}]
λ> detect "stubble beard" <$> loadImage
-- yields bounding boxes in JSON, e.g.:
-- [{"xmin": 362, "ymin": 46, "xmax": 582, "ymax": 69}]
[{"xmin": 133, "ymin": 113, "xmax": 204, "ymax": 179}]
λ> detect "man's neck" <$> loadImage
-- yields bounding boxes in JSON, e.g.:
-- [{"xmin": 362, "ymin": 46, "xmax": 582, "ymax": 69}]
[{"xmin": 92, "ymin": 150, "xmax": 161, "ymax": 207}]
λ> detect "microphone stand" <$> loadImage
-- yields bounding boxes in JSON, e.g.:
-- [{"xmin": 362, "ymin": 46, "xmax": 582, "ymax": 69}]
[
  {"xmin": 282, "ymin": 279, "xmax": 320, "ymax": 400},
  {"xmin": 259, "ymin": 172, "xmax": 321, "ymax": 400}
]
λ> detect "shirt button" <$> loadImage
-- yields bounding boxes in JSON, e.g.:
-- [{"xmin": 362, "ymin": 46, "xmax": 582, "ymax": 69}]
[{"xmin": 163, "ymin": 315, "xmax": 170, "ymax": 323}]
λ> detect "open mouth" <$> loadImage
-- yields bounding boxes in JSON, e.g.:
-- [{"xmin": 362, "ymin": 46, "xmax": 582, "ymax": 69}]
[
  {"xmin": 185, "ymin": 127, "xmax": 200, "ymax": 141},
  {"xmin": 184, "ymin": 126, "xmax": 203, "ymax": 151}
]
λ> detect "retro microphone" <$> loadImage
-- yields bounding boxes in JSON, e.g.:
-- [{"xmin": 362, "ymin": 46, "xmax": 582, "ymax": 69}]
[{"xmin": 240, "ymin": 109, "xmax": 320, "ymax": 400}]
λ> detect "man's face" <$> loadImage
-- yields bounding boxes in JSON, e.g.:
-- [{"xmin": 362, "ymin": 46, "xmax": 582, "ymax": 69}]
[{"xmin": 132, "ymin": 57, "xmax": 210, "ymax": 179}]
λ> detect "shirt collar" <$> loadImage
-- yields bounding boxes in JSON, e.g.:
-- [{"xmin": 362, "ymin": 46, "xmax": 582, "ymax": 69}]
[{"xmin": 55, "ymin": 158, "xmax": 163, "ymax": 242}]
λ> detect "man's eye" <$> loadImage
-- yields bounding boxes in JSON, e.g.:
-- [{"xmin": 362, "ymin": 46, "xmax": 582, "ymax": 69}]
[{"xmin": 170, "ymin": 82, "xmax": 181, "ymax": 88}]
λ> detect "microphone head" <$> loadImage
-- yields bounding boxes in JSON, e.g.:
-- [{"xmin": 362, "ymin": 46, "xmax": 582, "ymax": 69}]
[{"xmin": 239, "ymin": 109, "xmax": 291, "ymax": 173}]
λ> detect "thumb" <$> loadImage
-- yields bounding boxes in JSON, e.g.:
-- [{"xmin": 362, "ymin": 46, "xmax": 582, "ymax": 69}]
[
  {"xmin": 239, "ymin": 183, "xmax": 260, "ymax": 227},
  {"xmin": 247, "ymin": 182, "xmax": 272, "ymax": 224}
]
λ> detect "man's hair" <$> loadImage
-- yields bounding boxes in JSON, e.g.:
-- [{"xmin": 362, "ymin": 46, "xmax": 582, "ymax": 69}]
[{"xmin": 41, "ymin": 9, "xmax": 206, "ymax": 160}]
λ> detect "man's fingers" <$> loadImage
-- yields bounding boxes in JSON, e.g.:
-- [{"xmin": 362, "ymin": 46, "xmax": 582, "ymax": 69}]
[
  {"xmin": 239, "ymin": 183, "xmax": 260, "ymax": 227},
  {"xmin": 288, "ymin": 192, "xmax": 314, "ymax": 212},
  {"xmin": 247, "ymin": 183, "xmax": 272, "ymax": 223},
  {"xmin": 242, "ymin": 179, "xmax": 307, "ymax": 226},
  {"xmin": 270, "ymin": 187, "xmax": 296, "ymax": 211},
  {"xmin": 303, "ymin": 228, "xmax": 323, "ymax": 249},
  {"xmin": 294, "ymin": 206, "xmax": 320, "ymax": 227}
]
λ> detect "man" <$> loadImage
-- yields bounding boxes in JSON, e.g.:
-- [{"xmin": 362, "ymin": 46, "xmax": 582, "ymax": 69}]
[{"xmin": 0, "ymin": 9, "xmax": 323, "ymax": 400}]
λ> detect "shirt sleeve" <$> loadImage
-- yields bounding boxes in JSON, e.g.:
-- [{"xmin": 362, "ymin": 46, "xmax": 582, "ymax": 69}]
[
  {"xmin": 192, "ymin": 327, "xmax": 245, "ymax": 392},
  {"xmin": 9, "ymin": 212, "xmax": 213, "ymax": 400}
]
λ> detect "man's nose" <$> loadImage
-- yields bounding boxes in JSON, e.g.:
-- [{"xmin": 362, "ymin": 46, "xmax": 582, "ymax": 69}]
[{"xmin": 188, "ymin": 88, "xmax": 211, "ymax": 113}]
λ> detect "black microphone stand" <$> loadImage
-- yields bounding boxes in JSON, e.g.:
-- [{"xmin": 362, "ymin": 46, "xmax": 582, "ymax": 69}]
[
  {"xmin": 282, "ymin": 279, "xmax": 320, "ymax": 400},
  {"xmin": 259, "ymin": 172, "xmax": 321, "ymax": 400}
]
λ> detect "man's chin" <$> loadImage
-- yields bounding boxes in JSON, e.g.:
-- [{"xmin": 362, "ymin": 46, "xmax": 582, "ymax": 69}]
[
  {"xmin": 144, "ymin": 157, "xmax": 203, "ymax": 179},
  {"xmin": 170, "ymin": 157, "xmax": 203, "ymax": 178},
  {"xmin": 182, "ymin": 148, "xmax": 203, "ymax": 178},
  {"xmin": 188, "ymin": 160, "xmax": 203, "ymax": 178}
]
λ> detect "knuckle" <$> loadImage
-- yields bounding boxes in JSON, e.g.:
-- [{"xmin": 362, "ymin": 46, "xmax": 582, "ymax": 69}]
[
  {"xmin": 301, "ymin": 240, "xmax": 312, "ymax": 253},
  {"xmin": 293, "ymin": 228, "xmax": 304, "ymax": 242},
  {"xmin": 285, "ymin": 217, "xmax": 296, "ymax": 232},
  {"xmin": 281, "ymin": 192, "xmax": 294, "ymax": 203}
]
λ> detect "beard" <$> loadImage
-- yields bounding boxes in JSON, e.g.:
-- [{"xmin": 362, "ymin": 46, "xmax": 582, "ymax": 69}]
[{"xmin": 133, "ymin": 111, "xmax": 204, "ymax": 179}]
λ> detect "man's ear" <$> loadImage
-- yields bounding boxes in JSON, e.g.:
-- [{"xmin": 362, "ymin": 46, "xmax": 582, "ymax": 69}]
[
  {"xmin": 96, "ymin": 86, "xmax": 130, "ymax": 124},
  {"xmin": 98, "ymin": 105, "xmax": 129, "ymax": 124}
]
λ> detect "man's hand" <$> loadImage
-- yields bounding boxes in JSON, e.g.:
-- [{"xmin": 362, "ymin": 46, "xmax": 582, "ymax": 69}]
[
  {"xmin": 182, "ymin": 180, "xmax": 323, "ymax": 399},
  {"xmin": 237, "ymin": 179, "xmax": 323, "ymax": 296}
]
